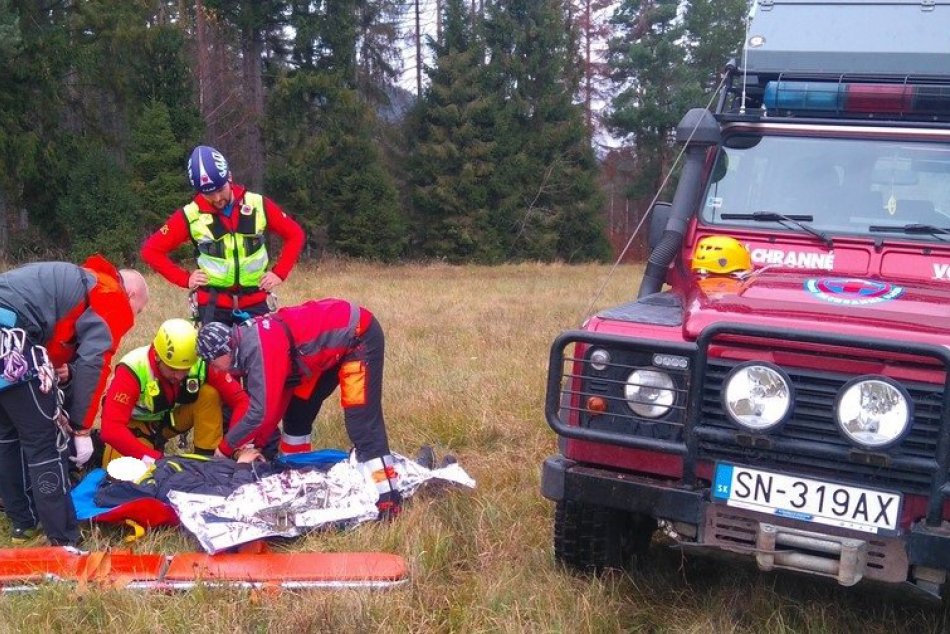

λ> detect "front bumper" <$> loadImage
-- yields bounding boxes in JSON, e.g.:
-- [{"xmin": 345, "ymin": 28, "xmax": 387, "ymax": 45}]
[{"xmin": 543, "ymin": 455, "xmax": 950, "ymax": 586}]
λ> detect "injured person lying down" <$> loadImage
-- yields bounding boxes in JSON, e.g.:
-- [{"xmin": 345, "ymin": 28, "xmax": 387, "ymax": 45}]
[{"xmin": 76, "ymin": 447, "xmax": 475, "ymax": 554}]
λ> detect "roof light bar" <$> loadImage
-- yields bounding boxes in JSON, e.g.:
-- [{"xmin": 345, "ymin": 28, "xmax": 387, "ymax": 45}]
[{"xmin": 762, "ymin": 80, "xmax": 950, "ymax": 118}]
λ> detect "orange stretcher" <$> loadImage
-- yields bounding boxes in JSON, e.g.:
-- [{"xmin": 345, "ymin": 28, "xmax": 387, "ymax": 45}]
[{"xmin": 0, "ymin": 547, "xmax": 408, "ymax": 592}]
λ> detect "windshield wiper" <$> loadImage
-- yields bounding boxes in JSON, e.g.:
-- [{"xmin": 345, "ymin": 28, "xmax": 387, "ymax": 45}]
[
  {"xmin": 720, "ymin": 211, "xmax": 834, "ymax": 248},
  {"xmin": 869, "ymin": 223, "xmax": 950, "ymax": 242}
]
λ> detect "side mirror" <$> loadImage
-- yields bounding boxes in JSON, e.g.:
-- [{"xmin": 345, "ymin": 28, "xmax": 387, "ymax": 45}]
[{"xmin": 648, "ymin": 202, "xmax": 672, "ymax": 250}]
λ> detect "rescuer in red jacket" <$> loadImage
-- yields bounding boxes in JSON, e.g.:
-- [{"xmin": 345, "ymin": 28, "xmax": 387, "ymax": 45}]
[
  {"xmin": 196, "ymin": 299, "xmax": 402, "ymax": 518},
  {"xmin": 100, "ymin": 319, "xmax": 249, "ymax": 466},
  {"xmin": 140, "ymin": 145, "xmax": 305, "ymax": 325},
  {"xmin": 0, "ymin": 256, "xmax": 148, "ymax": 546}
]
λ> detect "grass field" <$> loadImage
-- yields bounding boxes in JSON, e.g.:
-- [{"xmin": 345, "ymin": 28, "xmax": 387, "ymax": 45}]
[{"xmin": 0, "ymin": 261, "xmax": 948, "ymax": 633}]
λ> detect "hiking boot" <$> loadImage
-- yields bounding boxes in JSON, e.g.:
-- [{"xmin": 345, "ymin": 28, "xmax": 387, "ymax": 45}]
[{"xmin": 10, "ymin": 526, "xmax": 42, "ymax": 544}]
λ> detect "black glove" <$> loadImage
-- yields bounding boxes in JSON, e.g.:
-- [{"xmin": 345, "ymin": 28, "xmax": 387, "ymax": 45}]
[{"xmin": 377, "ymin": 489, "xmax": 402, "ymax": 521}]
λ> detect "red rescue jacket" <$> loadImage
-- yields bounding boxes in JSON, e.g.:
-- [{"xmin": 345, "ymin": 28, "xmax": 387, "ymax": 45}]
[
  {"xmin": 140, "ymin": 184, "xmax": 305, "ymax": 309},
  {"xmin": 219, "ymin": 299, "xmax": 372, "ymax": 455},
  {"xmin": 101, "ymin": 347, "xmax": 249, "ymax": 460}
]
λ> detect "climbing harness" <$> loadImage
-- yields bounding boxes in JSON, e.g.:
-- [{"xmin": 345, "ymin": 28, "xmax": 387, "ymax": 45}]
[
  {"xmin": 0, "ymin": 327, "xmax": 72, "ymax": 451},
  {"xmin": 0, "ymin": 328, "xmax": 29, "ymax": 384}
]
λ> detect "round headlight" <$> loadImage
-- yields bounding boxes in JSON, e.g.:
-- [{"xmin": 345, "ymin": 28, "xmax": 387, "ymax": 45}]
[
  {"xmin": 625, "ymin": 370, "xmax": 675, "ymax": 418},
  {"xmin": 723, "ymin": 363, "xmax": 792, "ymax": 431},
  {"xmin": 835, "ymin": 377, "xmax": 910, "ymax": 449},
  {"xmin": 589, "ymin": 348, "xmax": 610, "ymax": 371}
]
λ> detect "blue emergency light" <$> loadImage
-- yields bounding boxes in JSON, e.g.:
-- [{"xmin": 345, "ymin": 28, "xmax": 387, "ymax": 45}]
[{"xmin": 762, "ymin": 80, "xmax": 950, "ymax": 118}]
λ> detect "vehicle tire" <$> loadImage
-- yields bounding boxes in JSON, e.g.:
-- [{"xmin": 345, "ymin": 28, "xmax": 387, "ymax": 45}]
[{"xmin": 554, "ymin": 499, "xmax": 657, "ymax": 573}]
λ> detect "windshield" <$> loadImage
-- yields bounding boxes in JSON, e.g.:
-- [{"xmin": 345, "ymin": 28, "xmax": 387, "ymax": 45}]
[{"xmin": 702, "ymin": 134, "xmax": 950, "ymax": 240}]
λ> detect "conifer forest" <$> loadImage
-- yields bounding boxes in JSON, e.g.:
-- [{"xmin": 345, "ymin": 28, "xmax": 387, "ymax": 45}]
[{"xmin": 0, "ymin": 0, "xmax": 747, "ymax": 264}]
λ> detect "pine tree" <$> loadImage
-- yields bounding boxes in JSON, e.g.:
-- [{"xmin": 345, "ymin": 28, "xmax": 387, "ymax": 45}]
[
  {"xmin": 264, "ymin": 1, "xmax": 406, "ymax": 260},
  {"xmin": 0, "ymin": 0, "xmax": 26, "ymax": 254},
  {"xmin": 354, "ymin": 0, "xmax": 405, "ymax": 106},
  {"xmin": 130, "ymin": 100, "xmax": 190, "ymax": 231},
  {"xmin": 322, "ymin": 87, "xmax": 406, "ymax": 261},
  {"xmin": 56, "ymin": 144, "xmax": 140, "ymax": 264},
  {"xmin": 407, "ymin": 0, "xmax": 501, "ymax": 262},
  {"xmin": 607, "ymin": 0, "xmax": 695, "ymax": 199},
  {"xmin": 0, "ymin": 1, "xmax": 76, "ymax": 257},
  {"xmin": 607, "ymin": 0, "xmax": 745, "ymax": 199},
  {"xmin": 0, "ymin": 1, "xmax": 198, "ymax": 259},
  {"xmin": 684, "ymin": 0, "xmax": 747, "ymax": 89},
  {"xmin": 131, "ymin": 21, "xmax": 201, "ymax": 143},
  {"xmin": 483, "ymin": 0, "xmax": 608, "ymax": 261},
  {"xmin": 197, "ymin": 0, "xmax": 289, "ymax": 189}
]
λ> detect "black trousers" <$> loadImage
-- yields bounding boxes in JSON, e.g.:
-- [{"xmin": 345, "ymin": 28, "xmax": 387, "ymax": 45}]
[
  {"xmin": 282, "ymin": 317, "xmax": 391, "ymax": 462},
  {"xmin": 0, "ymin": 380, "xmax": 78, "ymax": 545}
]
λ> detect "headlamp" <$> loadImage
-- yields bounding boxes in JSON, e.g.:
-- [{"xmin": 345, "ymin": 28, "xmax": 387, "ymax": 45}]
[
  {"xmin": 625, "ymin": 370, "xmax": 675, "ymax": 418},
  {"xmin": 722, "ymin": 362, "xmax": 792, "ymax": 431},
  {"xmin": 835, "ymin": 377, "xmax": 910, "ymax": 449}
]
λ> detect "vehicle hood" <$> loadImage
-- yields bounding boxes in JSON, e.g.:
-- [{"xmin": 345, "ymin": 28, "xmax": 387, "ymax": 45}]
[{"xmin": 683, "ymin": 270, "xmax": 950, "ymax": 344}]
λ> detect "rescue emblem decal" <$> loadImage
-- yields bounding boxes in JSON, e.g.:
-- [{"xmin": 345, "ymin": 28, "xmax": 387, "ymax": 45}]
[{"xmin": 804, "ymin": 278, "xmax": 904, "ymax": 306}]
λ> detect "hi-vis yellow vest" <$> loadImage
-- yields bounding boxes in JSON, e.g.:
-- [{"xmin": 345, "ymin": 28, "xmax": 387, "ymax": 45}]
[
  {"xmin": 183, "ymin": 192, "xmax": 269, "ymax": 289},
  {"xmin": 119, "ymin": 347, "xmax": 207, "ymax": 421}
]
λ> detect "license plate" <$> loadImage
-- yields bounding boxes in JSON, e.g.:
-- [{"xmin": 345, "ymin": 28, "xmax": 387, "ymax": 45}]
[{"xmin": 712, "ymin": 463, "xmax": 902, "ymax": 534}]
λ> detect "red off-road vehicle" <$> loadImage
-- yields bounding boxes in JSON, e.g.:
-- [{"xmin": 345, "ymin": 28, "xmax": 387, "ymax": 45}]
[{"xmin": 542, "ymin": 0, "xmax": 950, "ymax": 598}]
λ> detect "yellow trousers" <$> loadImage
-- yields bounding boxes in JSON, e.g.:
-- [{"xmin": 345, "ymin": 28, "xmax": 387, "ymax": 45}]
[{"xmin": 102, "ymin": 384, "xmax": 224, "ymax": 467}]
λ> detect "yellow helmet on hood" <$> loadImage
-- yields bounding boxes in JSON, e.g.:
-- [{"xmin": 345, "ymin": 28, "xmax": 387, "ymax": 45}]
[{"xmin": 691, "ymin": 235, "xmax": 752, "ymax": 275}]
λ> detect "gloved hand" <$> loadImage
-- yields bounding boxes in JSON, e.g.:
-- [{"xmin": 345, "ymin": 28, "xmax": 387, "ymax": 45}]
[
  {"xmin": 70, "ymin": 434, "xmax": 94, "ymax": 467},
  {"xmin": 141, "ymin": 454, "xmax": 156, "ymax": 467},
  {"xmin": 377, "ymin": 489, "xmax": 402, "ymax": 521}
]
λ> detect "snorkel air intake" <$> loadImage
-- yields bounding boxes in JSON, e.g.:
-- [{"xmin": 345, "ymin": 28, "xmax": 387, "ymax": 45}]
[{"xmin": 638, "ymin": 108, "xmax": 721, "ymax": 298}]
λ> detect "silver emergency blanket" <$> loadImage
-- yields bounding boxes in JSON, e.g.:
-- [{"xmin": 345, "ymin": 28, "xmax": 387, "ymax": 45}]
[{"xmin": 167, "ymin": 453, "xmax": 476, "ymax": 553}]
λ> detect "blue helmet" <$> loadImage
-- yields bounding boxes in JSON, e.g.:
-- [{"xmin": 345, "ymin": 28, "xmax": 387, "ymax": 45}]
[{"xmin": 187, "ymin": 145, "xmax": 230, "ymax": 193}]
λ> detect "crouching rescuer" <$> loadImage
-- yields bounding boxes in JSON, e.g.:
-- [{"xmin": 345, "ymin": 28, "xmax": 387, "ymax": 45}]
[
  {"xmin": 100, "ymin": 318, "xmax": 249, "ymax": 465},
  {"xmin": 196, "ymin": 299, "xmax": 402, "ymax": 519}
]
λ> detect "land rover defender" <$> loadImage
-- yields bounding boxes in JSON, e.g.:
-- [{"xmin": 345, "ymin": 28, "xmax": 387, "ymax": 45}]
[{"xmin": 542, "ymin": 0, "xmax": 950, "ymax": 598}]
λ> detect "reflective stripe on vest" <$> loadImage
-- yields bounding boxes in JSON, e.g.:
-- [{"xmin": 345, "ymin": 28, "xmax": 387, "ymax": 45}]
[
  {"xmin": 118, "ymin": 346, "xmax": 208, "ymax": 421},
  {"xmin": 183, "ymin": 192, "xmax": 269, "ymax": 289}
]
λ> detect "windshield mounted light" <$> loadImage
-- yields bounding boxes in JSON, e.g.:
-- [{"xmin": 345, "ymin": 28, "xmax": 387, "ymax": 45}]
[
  {"xmin": 722, "ymin": 362, "xmax": 793, "ymax": 432},
  {"xmin": 835, "ymin": 377, "xmax": 911, "ymax": 449}
]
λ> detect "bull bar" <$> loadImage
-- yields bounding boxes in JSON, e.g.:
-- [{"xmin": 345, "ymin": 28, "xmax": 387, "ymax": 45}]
[{"xmin": 543, "ymin": 323, "xmax": 950, "ymax": 535}]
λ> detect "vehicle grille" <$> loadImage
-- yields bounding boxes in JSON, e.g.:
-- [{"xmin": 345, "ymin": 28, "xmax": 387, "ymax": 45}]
[{"xmin": 698, "ymin": 359, "xmax": 943, "ymax": 494}]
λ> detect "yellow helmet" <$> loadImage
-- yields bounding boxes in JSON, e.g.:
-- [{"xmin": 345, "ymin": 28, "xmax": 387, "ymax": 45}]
[
  {"xmin": 153, "ymin": 318, "xmax": 199, "ymax": 370},
  {"xmin": 691, "ymin": 235, "xmax": 752, "ymax": 275}
]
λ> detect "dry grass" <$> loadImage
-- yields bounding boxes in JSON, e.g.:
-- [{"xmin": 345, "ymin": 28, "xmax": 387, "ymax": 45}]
[{"xmin": 0, "ymin": 261, "xmax": 947, "ymax": 633}]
